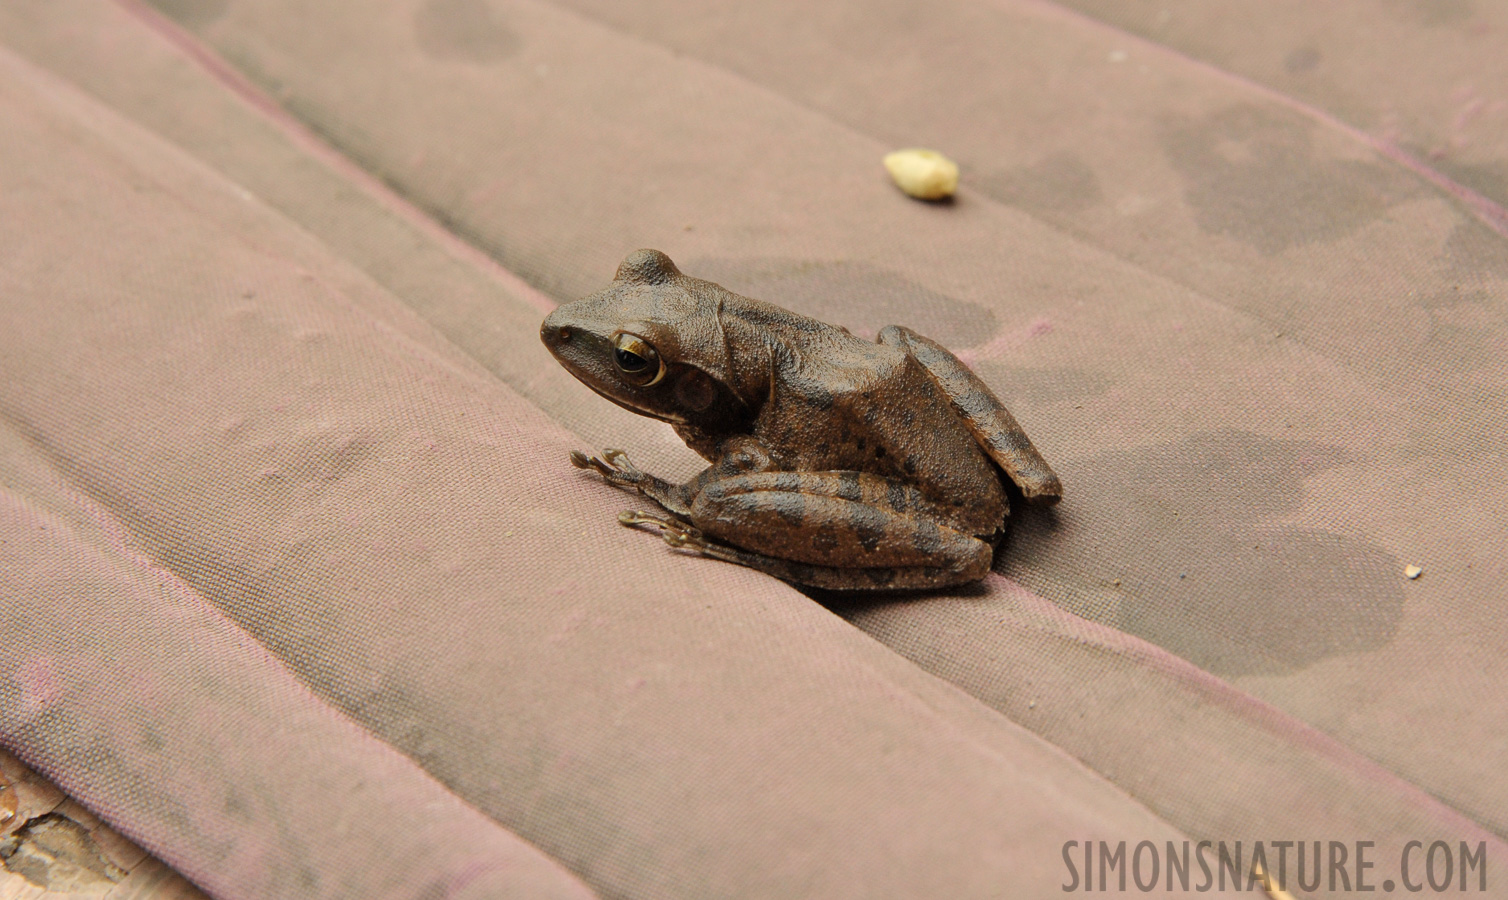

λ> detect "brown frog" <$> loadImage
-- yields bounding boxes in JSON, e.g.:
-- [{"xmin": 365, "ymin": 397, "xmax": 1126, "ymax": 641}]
[{"xmin": 540, "ymin": 250, "xmax": 1061, "ymax": 590}]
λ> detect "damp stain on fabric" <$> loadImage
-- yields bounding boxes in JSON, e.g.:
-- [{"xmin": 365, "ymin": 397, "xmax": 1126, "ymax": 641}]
[
  {"xmin": 687, "ymin": 257, "xmax": 997, "ymax": 349},
  {"xmin": 1160, "ymin": 104, "xmax": 1417, "ymax": 254},
  {"xmin": 975, "ymin": 151, "xmax": 1105, "ymax": 216},
  {"xmin": 1005, "ymin": 430, "xmax": 1405, "ymax": 677},
  {"xmin": 145, "ymin": 0, "xmax": 230, "ymax": 29},
  {"xmin": 413, "ymin": 0, "xmax": 521, "ymax": 63}
]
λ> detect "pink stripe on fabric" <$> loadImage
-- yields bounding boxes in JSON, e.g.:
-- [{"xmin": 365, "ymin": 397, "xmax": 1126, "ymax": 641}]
[
  {"xmin": 1005, "ymin": 0, "xmax": 1508, "ymax": 239},
  {"xmin": 111, "ymin": 0, "xmax": 561, "ymax": 315},
  {"xmin": 986, "ymin": 572, "xmax": 1502, "ymax": 845}
]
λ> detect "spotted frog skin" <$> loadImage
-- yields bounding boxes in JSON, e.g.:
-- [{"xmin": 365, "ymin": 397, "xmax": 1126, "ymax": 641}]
[{"xmin": 540, "ymin": 250, "xmax": 1061, "ymax": 590}]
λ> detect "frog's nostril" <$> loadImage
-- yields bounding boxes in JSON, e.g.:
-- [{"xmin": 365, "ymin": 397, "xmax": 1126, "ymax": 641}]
[{"xmin": 557, "ymin": 327, "xmax": 572, "ymax": 342}]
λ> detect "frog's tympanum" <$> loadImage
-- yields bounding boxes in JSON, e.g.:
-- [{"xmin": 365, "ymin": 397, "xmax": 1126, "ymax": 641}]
[{"xmin": 541, "ymin": 250, "xmax": 1061, "ymax": 590}]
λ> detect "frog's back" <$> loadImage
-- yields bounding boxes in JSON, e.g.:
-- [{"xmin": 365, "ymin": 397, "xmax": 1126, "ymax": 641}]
[{"xmin": 734, "ymin": 307, "xmax": 1008, "ymax": 536}]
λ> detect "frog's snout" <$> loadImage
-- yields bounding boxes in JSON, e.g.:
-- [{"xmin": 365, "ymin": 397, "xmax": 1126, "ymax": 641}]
[
  {"xmin": 540, "ymin": 308, "xmax": 612, "ymax": 378},
  {"xmin": 540, "ymin": 309, "xmax": 577, "ymax": 355}
]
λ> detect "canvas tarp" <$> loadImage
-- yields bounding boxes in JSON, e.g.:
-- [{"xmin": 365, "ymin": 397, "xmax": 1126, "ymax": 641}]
[{"xmin": 1, "ymin": 1, "xmax": 1504, "ymax": 897}]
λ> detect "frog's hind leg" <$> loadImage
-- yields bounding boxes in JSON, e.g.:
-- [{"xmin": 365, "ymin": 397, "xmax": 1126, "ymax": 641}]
[
  {"xmin": 621, "ymin": 508, "xmax": 984, "ymax": 590},
  {"xmin": 878, "ymin": 325, "xmax": 1062, "ymax": 504},
  {"xmin": 639, "ymin": 470, "xmax": 993, "ymax": 590}
]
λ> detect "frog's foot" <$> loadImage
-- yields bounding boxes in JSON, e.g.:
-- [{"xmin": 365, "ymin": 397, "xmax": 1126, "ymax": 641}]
[
  {"xmin": 570, "ymin": 448, "xmax": 645, "ymax": 489},
  {"xmin": 618, "ymin": 509, "xmax": 700, "ymax": 545},
  {"xmin": 619, "ymin": 510, "xmax": 745, "ymax": 561}
]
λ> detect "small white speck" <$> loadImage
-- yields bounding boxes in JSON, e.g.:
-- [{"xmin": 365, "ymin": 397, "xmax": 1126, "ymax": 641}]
[
  {"xmin": 1108, "ymin": 50, "xmax": 1129, "ymax": 63},
  {"xmin": 1404, "ymin": 564, "xmax": 1423, "ymax": 580}
]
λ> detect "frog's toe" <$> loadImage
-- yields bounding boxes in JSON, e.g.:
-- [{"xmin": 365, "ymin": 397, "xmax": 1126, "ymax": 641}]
[
  {"xmin": 660, "ymin": 528, "xmax": 699, "ymax": 549},
  {"xmin": 600, "ymin": 448, "xmax": 643, "ymax": 477},
  {"xmin": 618, "ymin": 509, "xmax": 660, "ymax": 527},
  {"xmin": 618, "ymin": 509, "xmax": 694, "ymax": 535},
  {"xmin": 660, "ymin": 524, "xmax": 713, "ymax": 552},
  {"xmin": 619, "ymin": 509, "xmax": 706, "ymax": 548},
  {"xmin": 571, "ymin": 449, "xmax": 634, "ymax": 482}
]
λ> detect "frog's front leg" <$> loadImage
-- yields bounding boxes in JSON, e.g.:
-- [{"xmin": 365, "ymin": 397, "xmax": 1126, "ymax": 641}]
[
  {"xmin": 569, "ymin": 447, "xmax": 695, "ymax": 515},
  {"xmin": 570, "ymin": 437, "xmax": 774, "ymax": 518},
  {"xmin": 878, "ymin": 325, "xmax": 1063, "ymax": 504},
  {"xmin": 623, "ymin": 471, "xmax": 992, "ymax": 590}
]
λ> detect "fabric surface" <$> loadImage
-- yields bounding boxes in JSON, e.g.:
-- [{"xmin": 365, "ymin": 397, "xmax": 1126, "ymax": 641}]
[{"xmin": 0, "ymin": 0, "xmax": 1504, "ymax": 898}]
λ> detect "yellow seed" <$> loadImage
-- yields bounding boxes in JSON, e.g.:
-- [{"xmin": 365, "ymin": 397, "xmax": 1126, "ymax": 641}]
[
  {"xmin": 883, "ymin": 148, "xmax": 959, "ymax": 200},
  {"xmin": 1404, "ymin": 564, "xmax": 1423, "ymax": 579}
]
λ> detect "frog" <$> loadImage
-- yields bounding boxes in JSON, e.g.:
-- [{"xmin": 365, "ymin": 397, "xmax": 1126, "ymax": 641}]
[{"xmin": 540, "ymin": 249, "xmax": 1061, "ymax": 590}]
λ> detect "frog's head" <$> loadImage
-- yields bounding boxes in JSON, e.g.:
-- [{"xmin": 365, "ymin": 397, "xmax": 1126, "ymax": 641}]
[{"xmin": 541, "ymin": 250, "xmax": 759, "ymax": 428}]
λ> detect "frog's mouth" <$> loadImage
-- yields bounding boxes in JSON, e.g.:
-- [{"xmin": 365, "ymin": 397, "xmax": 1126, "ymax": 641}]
[{"xmin": 574, "ymin": 374, "xmax": 688, "ymax": 426}]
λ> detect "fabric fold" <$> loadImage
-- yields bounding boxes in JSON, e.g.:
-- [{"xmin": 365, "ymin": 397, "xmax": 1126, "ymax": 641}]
[
  {"xmin": 96, "ymin": 0, "xmax": 1508, "ymax": 847},
  {"xmin": 0, "ymin": 41, "xmax": 1224, "ymax": 900},
  {"xmin": 0, "ymin": 424, "xmax": 599, "ymax": 900}
]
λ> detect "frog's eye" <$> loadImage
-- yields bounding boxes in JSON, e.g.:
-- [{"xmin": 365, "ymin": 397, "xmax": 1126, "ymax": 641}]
[{"xmin": 612, "ymin": 333, "xmax": 665, "ymax": 386}]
